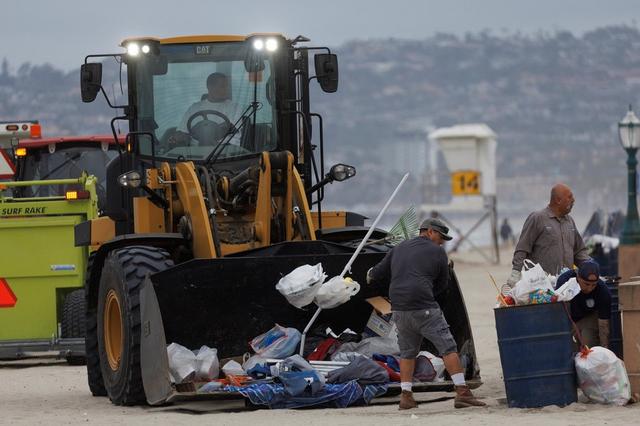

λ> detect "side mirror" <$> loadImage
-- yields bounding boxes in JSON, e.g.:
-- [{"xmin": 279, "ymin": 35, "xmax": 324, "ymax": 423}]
[
  {"xmin": 314, "ymin": 53, "xmax": 339, "ymax": 93},
  {"xmin": 244, "ymin": 53, "xmax": 266, "ymax": 73},
  {"xmin": 149, "ymin": 55, "xmax": 168, "ymax": 76},
  {"xmin": 80, "ymin": 63, "xmax": 102, "ymax": 103}
]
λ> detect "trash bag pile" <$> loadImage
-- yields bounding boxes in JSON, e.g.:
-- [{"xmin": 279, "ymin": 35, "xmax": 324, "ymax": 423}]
[
  {"xmin": 501, "ymin": 260, "xmax": 581, "ymax": 306},
  {"xmin": 275, "ymin": 263, "xmax": 361, "ymax": 310},
  {"xmin": 166, "ymin": 320, "xmax": 447, "ymax": 409}
]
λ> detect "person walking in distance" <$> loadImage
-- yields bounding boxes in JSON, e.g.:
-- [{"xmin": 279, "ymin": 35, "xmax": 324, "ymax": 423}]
[{"xmin": 500, "ymin": 218, "xmax": 515, "ymax": 246}]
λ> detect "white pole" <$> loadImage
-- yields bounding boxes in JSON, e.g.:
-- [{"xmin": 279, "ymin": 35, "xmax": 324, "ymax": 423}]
[
  {"xmin": 339, "ymin": 172, "xmax": 410, "ymax": 278},
  {"xmin": 299, "ymin": 172, "xmax": 410, "ymax": 356}
]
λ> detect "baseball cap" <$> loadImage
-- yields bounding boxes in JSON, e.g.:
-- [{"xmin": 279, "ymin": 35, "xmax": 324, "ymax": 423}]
[
  {"xmin": 578, "ymin": 260, "xmax": 600, "ymax": 281},
  {"xmin": 420, "ymin": 218, "xmax": 453, "ymax": 241}
]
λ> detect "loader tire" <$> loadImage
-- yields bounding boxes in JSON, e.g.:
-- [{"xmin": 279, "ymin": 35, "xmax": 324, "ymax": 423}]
[
  {"xmin": 85, "ymin": 252, "xmax": 108, "ymax": 396},
  {"xmin": 97, "ymin": 246, "xmax": 174, "ymax": 406},
  {"xmin": 61, "ymin": 289, "xmax": 86, "ymax": 365}
]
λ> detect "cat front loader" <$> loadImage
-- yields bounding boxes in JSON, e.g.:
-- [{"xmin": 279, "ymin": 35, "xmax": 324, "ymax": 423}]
[{"xmin": 76, "ymin": 33, "xmax": 480, "ymax": 405}]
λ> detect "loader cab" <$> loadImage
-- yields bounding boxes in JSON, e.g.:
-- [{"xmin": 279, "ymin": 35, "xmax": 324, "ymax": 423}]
[
  {"xmin": 126, "ymin": 37, "xmax": 279, "ymax": 165},
  {"xmin": 121, "ymin": 35, "xmax": 319, "ymax": 173},
  {"xmin": 83, "ymin": 34, "xmax": 342, "ymax": 236}
]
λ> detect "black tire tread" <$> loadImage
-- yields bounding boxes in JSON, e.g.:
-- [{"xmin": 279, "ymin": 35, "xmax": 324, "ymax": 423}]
[
  {"xmin": 61, "ymin": 289, "xmax": 85, "ymax": 338},
  {"xmin": 61, "ymin": 289, "xmax": 86, "ymax": 365},
  {"xmin": 104, "ymin": 246, "xmax": 173, "ymax": 406},
  {"xmin": 85, "ymin": 252, "xmax": 108, "ymax": 396}
]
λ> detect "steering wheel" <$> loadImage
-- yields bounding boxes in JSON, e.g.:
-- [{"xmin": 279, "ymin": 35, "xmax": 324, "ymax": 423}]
[{"xmin": 186, "ymin": 109, "xmax": 234, "ymax": 139}]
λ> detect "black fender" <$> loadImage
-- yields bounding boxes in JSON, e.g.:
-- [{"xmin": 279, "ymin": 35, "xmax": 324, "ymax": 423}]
[
  {"xmin": 85, "ymin": 233, "xmax": 186, "ymax": 310},
  {"xmin": 315, "ymin": 225, "xmax": 389, "ymax": 244}
]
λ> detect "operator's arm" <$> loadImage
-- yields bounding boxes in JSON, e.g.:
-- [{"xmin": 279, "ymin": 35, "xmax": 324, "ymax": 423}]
[
  {"xmin": 169, "ymin": 105, "xmax": 196, "ymax": 147},
  {"xmin": 168, "ymin": 130, "xmax": 191, "ymax": 147},
  {"xmin": 367, "ymin": 250, "xmax": 393, "ymax": 285}
]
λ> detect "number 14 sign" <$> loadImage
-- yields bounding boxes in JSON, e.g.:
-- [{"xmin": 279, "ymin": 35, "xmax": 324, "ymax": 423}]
[{"xmin": 451, "ymin": 170, "xmax": 481, "ymax": 196}]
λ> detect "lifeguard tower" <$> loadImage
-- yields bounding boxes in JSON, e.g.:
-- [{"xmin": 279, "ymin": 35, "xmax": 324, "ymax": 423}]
[{"xmin": 423, "ymin": 123, "xmax": 499, "ymax": 263}]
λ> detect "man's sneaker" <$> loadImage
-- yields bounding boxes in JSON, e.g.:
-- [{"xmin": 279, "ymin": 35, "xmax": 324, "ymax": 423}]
[
  {"xmin": 454, "ymin": 385, "xmax": 486, "ymax": 408},
  {"xmin": 399, "ymin": 390, "xmax": 418, "ymax": 410}
]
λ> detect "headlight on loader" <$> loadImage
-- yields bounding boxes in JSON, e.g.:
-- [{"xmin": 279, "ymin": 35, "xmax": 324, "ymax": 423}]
[
  {"xmin": 329, "ymin": 164, "xmax": 356, "ymax": 182},
  {"xmin": 118, "ymin": 170, "xmax": 142, "ymax": 188}
]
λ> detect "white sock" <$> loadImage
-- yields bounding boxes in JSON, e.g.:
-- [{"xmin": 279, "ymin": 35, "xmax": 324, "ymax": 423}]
[
  {"xmin": 451, "ymin": 373, "xmax": 466, "ymax": 386},
  {"xmin": 400, "ymin": 382, "xmax": 413, "ymax": 392}
]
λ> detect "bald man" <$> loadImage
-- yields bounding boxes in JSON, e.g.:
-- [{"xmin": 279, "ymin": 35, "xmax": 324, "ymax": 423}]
[{"xmin": 504, "ymin": 184, "xmax": 591, "ymax": 292}]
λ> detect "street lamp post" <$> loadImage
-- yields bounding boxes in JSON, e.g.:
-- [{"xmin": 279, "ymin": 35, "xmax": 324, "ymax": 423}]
[{"xmin": 619, "ymin": 105, "xmax": 640, "ymax": 245}]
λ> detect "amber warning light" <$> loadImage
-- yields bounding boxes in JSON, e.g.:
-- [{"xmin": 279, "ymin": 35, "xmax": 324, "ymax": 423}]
[{"xmin": 65, "ymin": 190, "xmax": 90, "ymax": 200}]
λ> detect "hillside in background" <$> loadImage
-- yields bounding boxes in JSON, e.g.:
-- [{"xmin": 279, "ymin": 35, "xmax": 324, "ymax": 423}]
[{"xmin": 2, "ymin": 26, "xmax": 639, "ymax": 226}]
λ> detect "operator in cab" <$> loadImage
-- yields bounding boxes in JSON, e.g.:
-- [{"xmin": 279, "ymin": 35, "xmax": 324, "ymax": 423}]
[{"xmin": 169, "ymin": 72, "xmax": 239, "ymax": 147}]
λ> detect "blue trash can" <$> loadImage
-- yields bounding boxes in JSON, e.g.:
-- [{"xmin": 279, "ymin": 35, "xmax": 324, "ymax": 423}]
[{"xmin": 495, "ymin": 303, "xmax": 577, "ymax": 408}]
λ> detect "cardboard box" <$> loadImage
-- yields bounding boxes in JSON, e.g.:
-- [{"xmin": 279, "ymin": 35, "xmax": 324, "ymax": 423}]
[{"xmin": 362, "ymin": 297, "xmax": 397, "ymax": 339}]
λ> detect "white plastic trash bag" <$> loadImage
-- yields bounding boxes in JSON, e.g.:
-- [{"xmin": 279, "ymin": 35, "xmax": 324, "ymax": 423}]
[
  {"xmin": 511, "ymin": 260, "xmax": 554, "ymax": 304},
  {"xmin": 330, "ymin": 336, "xmax": 400, "ymax": 359},
  {"xmin": 250, "ymin": 324, "xmax": 302, "ymax": 358},
  {"xmin": 575, "ymin": 346, "xmax": 630, "ymax": 405},
  {"xmin": 276, "ymin": 263, "xmax": 327, "ymax": 308},
  {"xmin": 195, "ymin": 345, "xmax": 219, "ymax": 381},
  {"xmin": 314, "ymin": 276, "xmax": 360, "ymax": 309},
  {"xmin": 555, "ymin": 277, "xmax": 581, "ymax": 302},
  {"xmin": 221, "ymin": 360, "xmax": 246, "ymax": 377},
  {"xmin": 167, "ymin": 342, "xmax": 196, "ymax": 384}
]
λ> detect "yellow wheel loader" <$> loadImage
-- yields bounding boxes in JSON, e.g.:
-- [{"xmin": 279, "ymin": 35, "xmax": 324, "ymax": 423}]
[{"xmin": 77, "ymin": 34, "xmax": 481, "ymax": 405}]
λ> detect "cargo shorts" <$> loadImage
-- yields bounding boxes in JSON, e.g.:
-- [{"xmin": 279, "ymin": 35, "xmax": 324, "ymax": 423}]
[{"xmin": 392, "ymin": 308, "xmax": 458, "ymax": 359}]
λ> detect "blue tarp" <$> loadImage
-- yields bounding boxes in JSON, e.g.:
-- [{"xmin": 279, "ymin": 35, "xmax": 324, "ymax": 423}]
[{"xmin": 226, "ymin": 380, "xmax": 388, "ymax": 409}]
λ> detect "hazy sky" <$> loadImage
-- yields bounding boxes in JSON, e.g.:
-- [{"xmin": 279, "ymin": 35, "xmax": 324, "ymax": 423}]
[{"xmin": 2, "ymin": 0, "xmax": 638, "ymax": 71}]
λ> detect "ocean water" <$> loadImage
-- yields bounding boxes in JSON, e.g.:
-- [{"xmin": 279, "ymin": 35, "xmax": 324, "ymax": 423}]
[{"xmin": 337, "ymin": 204, "xmax": 591, "ymax": 252}]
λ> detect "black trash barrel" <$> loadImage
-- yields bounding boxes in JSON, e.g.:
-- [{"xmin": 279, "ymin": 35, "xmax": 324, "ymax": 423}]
[
  {"xmin": 495, "ymin": 303, "xmax": 577, "ymax": 408},
  {"xmin": 605, "ymin": 277, "xmax": 623, "ymax": 359},
  {"xmin": 591, "ymin": 245, "xmax": 618, "ymax": 277}
]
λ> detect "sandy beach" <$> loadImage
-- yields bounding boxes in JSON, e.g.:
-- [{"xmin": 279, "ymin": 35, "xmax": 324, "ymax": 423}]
[{"xmin": 1, "ymin": 247, "xmax": 638, "ymax": 425}]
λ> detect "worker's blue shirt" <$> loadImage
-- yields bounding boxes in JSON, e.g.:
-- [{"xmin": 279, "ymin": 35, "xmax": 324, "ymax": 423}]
[{"xmin": 555, "ymin": 269, "xmax": 611, "ymax": 322}]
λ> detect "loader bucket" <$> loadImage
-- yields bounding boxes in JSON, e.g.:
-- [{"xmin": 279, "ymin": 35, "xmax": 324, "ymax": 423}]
[
  {"xmin": 140, "ymin": 240, "xmax": 480, "ymax": 403},
  {"xmin": 148, "ymin": 241, "xmax": 388, "ymax": 357}
]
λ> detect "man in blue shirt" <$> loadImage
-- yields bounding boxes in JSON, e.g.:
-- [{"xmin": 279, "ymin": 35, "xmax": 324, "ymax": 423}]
[{"xmin": 555, "ymin": 260, "xmax": 611, "ymax": 349}]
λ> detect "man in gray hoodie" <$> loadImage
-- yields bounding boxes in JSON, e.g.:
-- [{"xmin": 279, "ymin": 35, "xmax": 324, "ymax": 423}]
[{"xmin": 368, "ymin": 218, "xmax": 485, "ymax": 410}]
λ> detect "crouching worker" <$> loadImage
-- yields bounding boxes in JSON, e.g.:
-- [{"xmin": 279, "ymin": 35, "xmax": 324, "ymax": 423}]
[
  {"xmin": 367, "ymin": 218, "xmax": 485, "ymax": 410},
  {"xmin": 555, "ymin": 260, "xmax": 611, "ymax": 349}
]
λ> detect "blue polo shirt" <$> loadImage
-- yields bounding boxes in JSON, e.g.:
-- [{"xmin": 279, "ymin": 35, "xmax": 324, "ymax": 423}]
[{"xmin": 555, "ymin": 269, "xmax": 611, "ymax": 322}]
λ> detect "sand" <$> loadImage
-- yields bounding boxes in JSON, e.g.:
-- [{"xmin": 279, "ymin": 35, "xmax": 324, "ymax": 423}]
[{"xmin": 1, "ymin": 247, "xmax": 638, "ymax": 425}]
